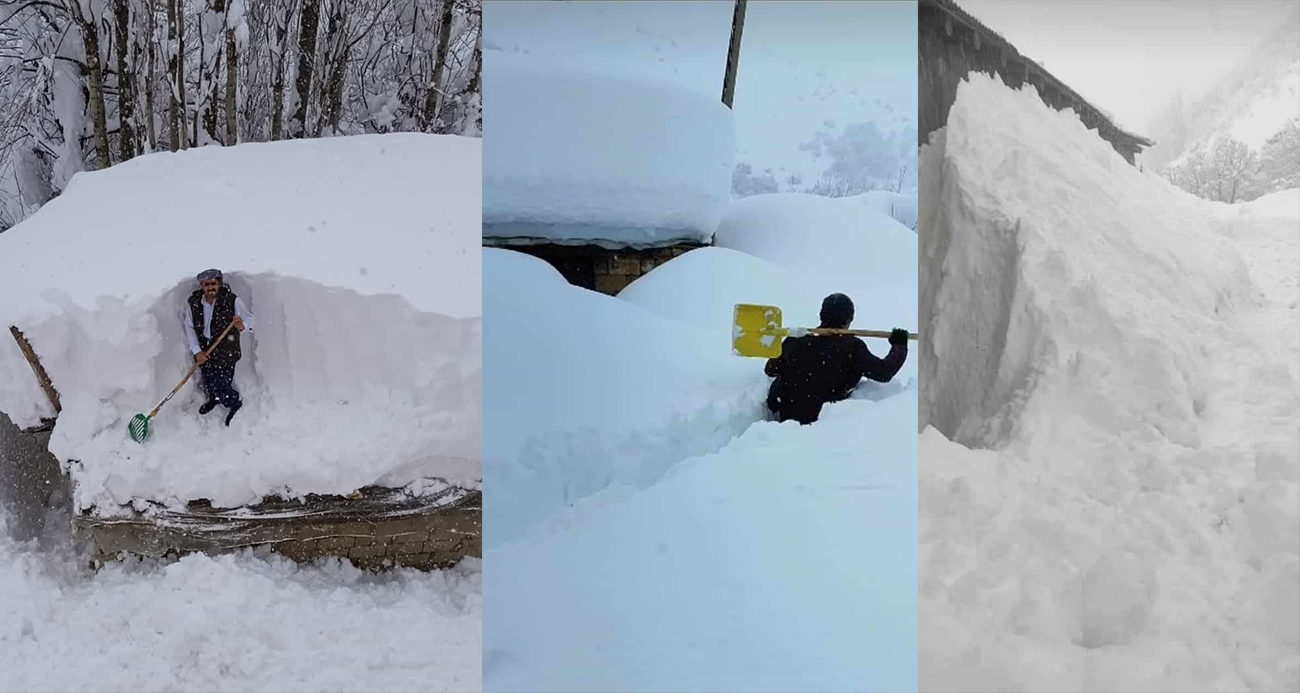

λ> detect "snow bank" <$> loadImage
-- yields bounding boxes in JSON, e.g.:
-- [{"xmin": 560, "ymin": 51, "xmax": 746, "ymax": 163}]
[
  {"xmin": 482, "ymin": 51, "xmax": 735, "ymax": 247},
  {"xmin": 0, "ymin": 134, "xmax": 482, "ymax": 511},
  {"xmin": 485, "ymin": 390, "xmax": 917, "ymax": 693},
  {"xmin": 483, "ymin": 248, "xmax": 761, "ymax": 546},
  {"xmin": 0, "ymin": 509, "xmax": 481, "ymax": 692},
  {"xmin": 920, "ymin": 73, "xmax": 1298, "ymax": 692}
]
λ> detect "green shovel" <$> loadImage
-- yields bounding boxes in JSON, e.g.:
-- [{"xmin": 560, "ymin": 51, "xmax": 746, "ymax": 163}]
[{"xmin": 129, "ymin": 319, "xmax": 238, "ymax": 443}]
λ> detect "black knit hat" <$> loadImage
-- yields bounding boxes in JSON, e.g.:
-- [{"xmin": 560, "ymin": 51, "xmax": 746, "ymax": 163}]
[
  {"xmin": 820, "ymin": 293, "xmax": 854, "ymax": 328},
  {"xmin": 197, "ymin": 268, "xmax": 223, "ymax": 283}
]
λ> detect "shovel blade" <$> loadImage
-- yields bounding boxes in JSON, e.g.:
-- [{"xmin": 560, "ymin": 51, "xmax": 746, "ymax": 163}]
[
  {"xmin": 733, "ymin": 303, "xmax": 786, "ymax": 358},
  {"xmin": 128, "ymin": 414, "xmax": 150, "ymax": 443}
]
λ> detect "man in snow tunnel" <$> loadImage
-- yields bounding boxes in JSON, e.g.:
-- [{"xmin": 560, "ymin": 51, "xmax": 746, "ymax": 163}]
[
  {"xmin": 764, "ymin": 293, "xmax": 908, "ymax": 425},
  {"xmin": 183, "ymin": 268, "xmax": 255, "ymax": 426}
]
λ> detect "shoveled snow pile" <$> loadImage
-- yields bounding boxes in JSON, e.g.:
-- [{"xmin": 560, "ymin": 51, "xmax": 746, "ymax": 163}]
[
  {"xmin": 920, "ymin": 72, "xmax": 1299, "ymax": 692},
  {"xmin": 485, "ymin": 190, "xmax": 918, "ymax": 689},
  {"xmin": 0, "ymin": 134, "xmax": 482, "ymax": 512},
  {"xmin": 482, "ymin": 51, "xmax": 735, "ymax": 247},
  {"xmin": 0, "ymin": 508, "xmax": 481, "ymax": 692}
]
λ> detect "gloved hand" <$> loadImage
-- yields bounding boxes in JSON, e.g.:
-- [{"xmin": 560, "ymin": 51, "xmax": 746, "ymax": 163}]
[{"xmin": 889, "ymin": 328, "xmax": 909, "ymax": 346}]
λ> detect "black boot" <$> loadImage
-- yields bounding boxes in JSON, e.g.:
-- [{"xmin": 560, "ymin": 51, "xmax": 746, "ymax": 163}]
[
  {"xmin": 224, "ymin": 401, "xmax": 242, "ymax": 426},
  {"xmin": 199, "ymin": 401, "xmax": 218, "ymax": 415}
]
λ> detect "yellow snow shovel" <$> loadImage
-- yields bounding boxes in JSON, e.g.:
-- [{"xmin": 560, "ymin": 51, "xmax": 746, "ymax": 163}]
[
  {"xmin": 732, "ymin": 303, "xmax": 918, "ymax": 358},
  {"xmin": 128, "ymin": 319, "xmax": 239, "ymax": 443}
]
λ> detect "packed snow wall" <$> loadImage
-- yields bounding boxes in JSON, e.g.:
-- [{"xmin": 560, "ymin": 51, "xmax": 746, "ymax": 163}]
[
  {"xmin": 920, "ymin": 73, "xmax": 1251, "ymax": 448},
  {"xmin": 920, "ymin": 73, "xmax": 1299, "ymax": 692},
  {"xmin": 482, "ymin": 51, "xmax": 735, "ymax": 247},
  {"xmin": 0, "ymin": 134, "xmax": 482, "ymax": 512}
]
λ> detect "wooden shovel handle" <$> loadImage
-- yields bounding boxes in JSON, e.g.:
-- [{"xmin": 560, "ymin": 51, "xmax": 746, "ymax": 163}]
[
  {"xmin": 148, "ymin": 319, "xmax": 239, "ymax": 418},
  {"xmin": 808, "ymin": 328, "xmax": 919, "ymax": 340}
]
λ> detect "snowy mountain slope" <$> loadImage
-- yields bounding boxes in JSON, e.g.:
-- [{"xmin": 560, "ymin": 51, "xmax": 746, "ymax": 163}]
[
  {"xmin": 920, "ymin": 73, "xmax": 1298, "ymax": 692},
  {"xmin": 1142, "ymin": 7, "xmax": 1300, "ymax": 167},
  {"xmin": 0, "ymin": 134, "xmax": 482, "ymax": 511}
]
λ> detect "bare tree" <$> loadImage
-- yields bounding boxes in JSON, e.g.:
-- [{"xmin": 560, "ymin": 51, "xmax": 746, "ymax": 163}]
[
  {"xmin": 115, "ymin": 0, "xmax": 138, "ymax": 161},
  {"xmin": 143, "ymin": 0, "xmax": 158, "ymax": 150},
  {"xmin": 421, "ymin": 0, "xmax": 453, "ymax": 131},
  {"xmin": 289, "ymin": 0, "xmax": 321, "ymax": 138},
  {"xmin": 63, "ymin": 1, "xmax": 111, "ymax": 168},
  {"xmin": 268, "ymin": 0, "xmax": 293, "ymax": 140},
  {"xmin": 226, "ymin": 17, "xmax": 237, "ymax": 144}
]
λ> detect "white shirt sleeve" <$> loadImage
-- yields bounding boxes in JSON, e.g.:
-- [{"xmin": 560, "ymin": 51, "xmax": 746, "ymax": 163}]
[
  {"xmin": 235, "ymin": 297, "xmax": 255, "ymax": 332},
  {"xmin": 182, "ymin": 304, "xmax": 201, "ymax": 355}
]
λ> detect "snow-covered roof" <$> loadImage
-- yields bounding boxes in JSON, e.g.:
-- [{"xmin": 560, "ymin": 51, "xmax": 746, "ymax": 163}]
[{"xmin": 482, "ymin": 51, "xmax": 734, "ymax": 248}]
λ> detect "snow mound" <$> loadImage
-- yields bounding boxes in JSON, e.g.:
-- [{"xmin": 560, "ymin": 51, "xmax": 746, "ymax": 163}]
[
  {"xmin": 482, "ymin": 51, "xmax": 735, "ymax": 247},
  {"xmin": 851, "ymin": 189, "xmax": 919, "ymax": 231},
  {"xmin": 715, "ymin": 192, "xmax": 917, "ymax": 337},
  {"xmin": 0, "ymin": 134, "xmax": 482, "ymax": 511},
  {"xmin": 619, "ymin": 245, "xmax": 916, "ymax": 387},
  {"xmin": 920, "ymin": 72, "xmax": 1298, "ymax": 691},
  {"xmin": 483, "ymin": 248, "xmax": 760, "ymax": 546}
]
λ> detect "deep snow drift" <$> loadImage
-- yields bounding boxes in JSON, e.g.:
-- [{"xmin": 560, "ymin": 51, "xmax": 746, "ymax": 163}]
[
  {"xmin": 485, "ymin": 190, "xmax": 918, "ymax": 689},
  {"xmin": 919, "ymin": 73, "xmax": 1299, "ymax": 692},
  {"xmin": 0, "ymin": 134, "xmax": 482, "ymax": 511},
  {"xmin": 481, "ymin": 51, "xmax": 734, "ymax": 247},
  {"xmin": 0, "ymin": 505, "xmax": 481, "ymax": 692}
]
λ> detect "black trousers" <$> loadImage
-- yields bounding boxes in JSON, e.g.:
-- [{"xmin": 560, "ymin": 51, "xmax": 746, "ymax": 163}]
[{"xmin": 200, "ymin": 361, "xmax": 241, "ymax": 408}]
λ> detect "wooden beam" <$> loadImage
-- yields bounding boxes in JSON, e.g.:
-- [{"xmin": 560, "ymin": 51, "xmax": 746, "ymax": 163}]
[
  {"xmin": 9, "ymin": 325, "xmax": 61, "ymax": 414},
  {"xmin": 721, "ymin": 0, "xmax": 747, "ymax": 109}
]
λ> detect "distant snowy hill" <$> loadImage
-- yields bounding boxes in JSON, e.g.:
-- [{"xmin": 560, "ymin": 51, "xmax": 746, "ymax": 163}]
[{"xmin": 1141, "ymin": 7, "xmax": 1300, "ymax": 168}]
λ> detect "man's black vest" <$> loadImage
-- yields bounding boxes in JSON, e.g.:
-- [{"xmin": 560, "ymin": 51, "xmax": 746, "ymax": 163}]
[{"xmin": 188, "ymin": 286, "xmax": 241, "ymax": 365}]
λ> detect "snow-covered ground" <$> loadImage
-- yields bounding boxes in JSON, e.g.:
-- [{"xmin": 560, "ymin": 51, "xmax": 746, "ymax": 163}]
[
  {"xmin": 0, "ymin": 507, "xmax": 481, "ymax": 692},
  {"xmin": 0, "ymin": 134, "xmax": 482, "ymax": 512},
  {"xmin": 485, "ymin": 190, "xmax": 918, "ymax": 689},
  {"xmin": 920, "ymin": 73, "xmax": 1299, "ymax": 692}
]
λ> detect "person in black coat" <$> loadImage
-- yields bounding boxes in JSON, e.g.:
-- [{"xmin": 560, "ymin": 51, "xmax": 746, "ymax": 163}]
[{"xmin": 765, "ymin": 293, "xmax": 908, "ymax": 425}]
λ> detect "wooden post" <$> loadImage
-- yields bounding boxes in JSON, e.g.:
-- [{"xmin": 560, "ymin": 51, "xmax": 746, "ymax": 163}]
[
  {"xmin": 9, "ymin": 326, "xmax": 61, "ymax": 414},
  {"xmin": 721, "ymin": 0, "xmax": 747, "ymax": 109}
]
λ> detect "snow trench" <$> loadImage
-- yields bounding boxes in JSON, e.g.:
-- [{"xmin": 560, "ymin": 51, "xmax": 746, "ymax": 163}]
[{"xmin": 486, "ymin": 386, "xmax": 767, "ymax": 549}]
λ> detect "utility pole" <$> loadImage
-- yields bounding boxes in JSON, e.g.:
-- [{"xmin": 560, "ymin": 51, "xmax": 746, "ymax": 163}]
[{"xmin": 721, "ymin": 0, "xmax": 746, "ymax": 109}]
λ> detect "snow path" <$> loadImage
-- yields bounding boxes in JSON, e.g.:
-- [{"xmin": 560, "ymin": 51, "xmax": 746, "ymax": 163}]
[
  {"xmin": 1201, "ymin": 198, "xmax": 1300, "ymax": 455},
  {"xmin": 485, "ymin": 389, "xmax": 918, "ymax": 693}
]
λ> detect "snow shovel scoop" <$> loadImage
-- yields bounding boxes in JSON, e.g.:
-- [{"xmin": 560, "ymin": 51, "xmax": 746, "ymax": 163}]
[
  {"xmin": 128, "ymin": 319, "xmax": 238, "ymax": 443},
  {"xmin": 732, "ymin": 303, "xmax": 919, "ymax": 359}
]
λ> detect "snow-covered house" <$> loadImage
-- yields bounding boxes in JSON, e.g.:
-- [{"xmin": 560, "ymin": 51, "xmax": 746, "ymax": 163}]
[
  {"xmin": 0, "ymin": 134, "xmax": 483, "ymax": 570},
  {"xmin": 482, "ymin": 51, "xmax": 735, "ymax": 294},
  {"xmin": 920, "ymin": 0, "xmax": 1154, "ymax": 164}
]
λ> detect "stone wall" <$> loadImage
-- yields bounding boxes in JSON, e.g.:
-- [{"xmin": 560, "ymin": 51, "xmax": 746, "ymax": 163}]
[
  {"xmin": 484, "ymin": 240, "xmax": 704, "ymax": 295},
  {"xmin": 919, "ymin": 0, "xmax": 1153, "ymax": 164},
  {"xmin": 77, "ymin": 485, "xmax": 481, "ymax": 572}
]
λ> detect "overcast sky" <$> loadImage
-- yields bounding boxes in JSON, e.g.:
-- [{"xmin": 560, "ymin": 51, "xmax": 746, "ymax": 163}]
[
  {"xmin": 960, "ymin": 0, "xmax": 1296, "ymax": 133},
  {"xmin": 484, "ymin": 1, "xmax": 917, "ymax": 186}
]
